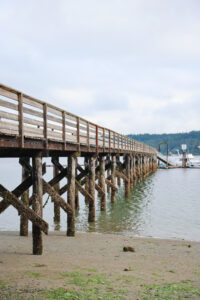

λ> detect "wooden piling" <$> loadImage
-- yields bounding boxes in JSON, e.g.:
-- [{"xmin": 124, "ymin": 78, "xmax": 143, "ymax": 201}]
[
  {"xmin": 111, "ymin": 155, "xmax": 116, "ymax": 203},
  {"xmin": 84, "ymin": 157, "xmax": 89, "ymax": 203},
  {"xmin": 67, "ymin": 154, "xmax": 76, "ymax": 236},
  {"xmin": 53, "ymin": 162, "xmax": 60, "ymax": 224},
  {"xmin": 132, "ymin": 155, "xmax": 136, "ymax": 185},
  {"xmin": 106, "ymin": 155, "xmax": 111, "ymax": 193},
  {"xmin": 75, "ymin": 157, "xmax": 79, "ymax": 210},
  {"xmin": 130, "ymin": 155, "xmax": 133, "ymax": 187},
  {"xmin": 124, "ymin": 155, "xmax": 130, "ymax": 198},
  {"xmin": 20, "ymin": 157, "xmax": 29, "ymax": 236},
  {"xmin": 32, "ymin": 153, "xmax": 43, "ymax": 255},
  {"xmin": 88, "ymin": 155, "xmax": 96, "ymax": 222},
  {"xmin": 99, "ymin": 156, "xmax": 106, "ymax": 211},
  {"xmin": 116, "ymin": 155, "xmax": 121, "ymax": 187}
]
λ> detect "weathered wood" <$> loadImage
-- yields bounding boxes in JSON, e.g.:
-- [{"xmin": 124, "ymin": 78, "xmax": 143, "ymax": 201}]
[
  {"xmin": 99, "ymin": 156, "xmax": 106, "ymax": 211},
  {"xmin": 75, "ymin": 157, "xmax": 79, "ymax": 210},
  {"xmin": 124, "ymin": 155, "xmax": 130, "ymax": 198},
  {"xmin": 107, "ymin": 156, "xmax": 111, "ymax": 193},
  {"xmin": 0, "ymin": 184, "xmax": 48, "ymax": 234},
  {"xmin": 32, "ymin": 153, "xmax": 43, "ymax": 255},
  {"xmin": 0, "ymin": 84, "xmax": 157, "ymax": 156},
  {"xmin": 20, "ymin": 157, "xmax": 30, "ymax": 236},
  {"xmin": 84, "ymin": 157, "xmax": 89, "ymax": 203},
  {"xmin": 62, "ymin": 111, "xmax": 66, "ymax": 149},
  {"xmin": 111, "ymin": 156, "xmax": 117, "ymax": 203},
  {"xmin": 0, "ymin": 175, "xmax": 33, "ymax": 213},
  {"xmin": 75, "ymin": 180, "xmax": 93, "ymax": 202},
  {"xmin": 43, "ymin": 180, "xmax": 72, "ymax": 215},
  {"xmin": 53, "ymin": 162, "xmax": 60, "ymax": 224},
  {"xmin": 43, "ymin": 103, "xmax": 48, "ymax": 148},
  {"xmin": 115, "ymin": 170, "xmax": 128, "ymax": 182},
  {"xmin": 95, "ymin": 183, "xmax": 105, "ymax": 197},
  {"xmin": 67, "ymin": 155, "xmax": 76, "ymax": 236},
  {"xmin": 105, "ymin": 178, "xmax": 118, "ymax": 192},
  {"xmin": 88, "ymin": 156, "xmax": 96, "ymax": 222}
]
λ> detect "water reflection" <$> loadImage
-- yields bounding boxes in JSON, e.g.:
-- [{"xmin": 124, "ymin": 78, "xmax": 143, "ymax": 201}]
[
  {"xmin": 1, "ymin": 162, "xmax": 200, "ymax": 241},
  {"xmin": 75, "ymin": 173, "xmax": 155, "ymax": 235}
]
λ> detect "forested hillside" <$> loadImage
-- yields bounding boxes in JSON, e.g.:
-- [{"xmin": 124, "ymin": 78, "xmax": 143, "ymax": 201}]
[{"xmin": 128, "ymin": 131, "xmax": 200, "ymax": 155}]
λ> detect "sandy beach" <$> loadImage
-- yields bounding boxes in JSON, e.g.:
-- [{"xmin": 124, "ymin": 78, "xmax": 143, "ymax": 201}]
[{"xmin": 0, "ymin": 231, "xmax": 200, "ymax": 299}]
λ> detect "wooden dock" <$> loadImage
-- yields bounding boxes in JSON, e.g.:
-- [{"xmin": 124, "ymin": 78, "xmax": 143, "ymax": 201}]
[{"xmin": 0, "ymin": 84, "xmax": 157, "ymax": 254}]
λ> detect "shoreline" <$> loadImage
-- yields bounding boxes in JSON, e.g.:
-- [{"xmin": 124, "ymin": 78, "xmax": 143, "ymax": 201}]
[
  {"xmin": 1, "ymin": 231, "xmax": 200, "ymax": 299},
  {"xmin": 1, "ymin": 229, "xmax": 199, "ymax": 243}
]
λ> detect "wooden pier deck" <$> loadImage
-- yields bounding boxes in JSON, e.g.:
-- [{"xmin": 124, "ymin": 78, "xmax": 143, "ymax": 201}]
[{"xmin": 0, "ymin": 84, "xmax": 157, "ymax": 254}]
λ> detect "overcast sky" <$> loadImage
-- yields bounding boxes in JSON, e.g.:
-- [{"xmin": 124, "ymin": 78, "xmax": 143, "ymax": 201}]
[{"xmin": 0, "ymin": 0, "xmax": 200, "ymax": 134}]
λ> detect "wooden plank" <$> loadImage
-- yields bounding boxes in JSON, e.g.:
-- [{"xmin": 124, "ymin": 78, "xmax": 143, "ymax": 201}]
[
  {"xmin": 23, "ymin": 106, "xmax": 43, "ymax": 118},
  {"xmin": 0, "ymin": 120, "xmax": 18, "ymax": 131},
  {"xmin": 23, "ymin": 95, "xmax": 43, "ymax": 110},
  {"xmin": 0, "ymin": 98, "xmax": 18, "ymax": 111},
  {"xmin": 0, "ymin": 110, "xmax": 18, "ymax": 121},
  {"xmin": 47, "ymin": 105, "xmax": 62, "ymax": 117},
  {"xmin": 0, "ymin": 88, "xmax": 18, "ymax": 101}
]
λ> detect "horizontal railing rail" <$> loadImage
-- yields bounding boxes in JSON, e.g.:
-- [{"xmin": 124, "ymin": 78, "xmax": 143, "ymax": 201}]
[{"xmin": 0, "ymin": 84, "xmax": 156, "ymax": 154}]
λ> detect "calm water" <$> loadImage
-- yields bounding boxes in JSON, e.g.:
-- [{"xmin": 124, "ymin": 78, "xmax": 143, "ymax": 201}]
[{"xmin": 0, "ymin": 158, "xmax": 200, "ymax": 241}]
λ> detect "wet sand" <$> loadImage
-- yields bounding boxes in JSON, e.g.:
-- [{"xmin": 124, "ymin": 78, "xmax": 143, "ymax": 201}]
[{"xmin": 0, "ymin": 231, "xmax": 200, "ymax": 299}]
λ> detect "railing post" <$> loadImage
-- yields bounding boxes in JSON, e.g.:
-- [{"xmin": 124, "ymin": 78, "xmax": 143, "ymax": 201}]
[
  {"xmin": 96, "ymin": 125, "xmax": 98, "ymax": 153},
  {"xmin": 62, "ymin": 111, "xmax": 66, "ymax": 150},
  {"xmin": 118, "ymin": 133, "xmax": 119, "ymax": 152},
  {"xmin": 18, "ymin": 92, "xmax": 24, "ymax": 148},
  {"xmin": 103, "ymin": 127, "xmax": 105, "ymax": 152},
  {"xmin": 109, "ymin": 130, "xmax": 111, "ymax": 153},
  {"xmin": 87, "ymin": 122, "xmax": 90, "ymax": 151},
  {"xmin": 43, "ymin": 103, "xmax": 48, "ymax": 149},
  {"xmin": 76, "ymin": 117, "xmax": 80, "ymax": 152}
]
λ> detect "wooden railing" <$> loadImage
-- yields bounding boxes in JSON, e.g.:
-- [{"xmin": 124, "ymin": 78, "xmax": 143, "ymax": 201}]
[{"xmin": 0, "ymin": 84, "xmax": 156, "ymax": 154}]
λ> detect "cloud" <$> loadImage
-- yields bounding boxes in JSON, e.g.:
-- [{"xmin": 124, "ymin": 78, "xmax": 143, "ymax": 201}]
[{"xmin": 0, "ymin": 0, "xmax": 200, "ymax": 134}]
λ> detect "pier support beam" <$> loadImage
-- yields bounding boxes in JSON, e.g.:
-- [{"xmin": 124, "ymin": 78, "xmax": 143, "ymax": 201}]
[
  {"xmin": 106, "ymin": 155, "xmax": 111, "ymax": 193},
  {"xmin": 53, "ymin": 162, "xmax": 60, "ymax": 225},
  {"xmin": 20, "ymin": 157, "xmax": 30, "ymax": 236},
  {"xmin": 124, "ymin": 154, "xmax": 130, "ymax": 198},
  {"xmin": 32, "ymin": 153, "xmax": 43, "ymax": 255},
  {"xmin": 132, "ymin": 155, "xmax": 136, "ymax": 185},
  {"xmin": 84, "ymin": 157, "xmax": 89, "ymax": 204},
  {"xmin": 111, "ymin": 155, "xmax": 116, "ymax": 203},
  {"xmin": 75, "ymin": 157, "xmax": 79, "ymax": 210},
  {"xmin": 116, "ymin": 155, "xmax": 121, "ymax": 187},
  {"xmin": 88, "ymin": 155, "xmax": 96, "ymax": 222},
  {"xmin": 67, "ymin": 155, "xmax": 76, "ymax": 236},
  {"xmin": 99, "ymin": 156, "xmax": 106, "ymax": 210},
  {"xmin": 130, "ymin": 155, "xmax": 134, "ymax": 187}
]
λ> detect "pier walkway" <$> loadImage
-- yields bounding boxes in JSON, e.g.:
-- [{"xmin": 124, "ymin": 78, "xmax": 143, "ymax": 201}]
[{"xmin": 0, "ymin": 84, "xmax": 157, "ymax": 254}]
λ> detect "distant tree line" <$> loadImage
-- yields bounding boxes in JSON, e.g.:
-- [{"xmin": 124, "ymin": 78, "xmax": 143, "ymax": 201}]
[{"xmin": 127, "ymin": 131, "xmax": 200, "ymax": 155}]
